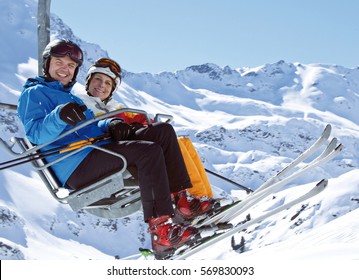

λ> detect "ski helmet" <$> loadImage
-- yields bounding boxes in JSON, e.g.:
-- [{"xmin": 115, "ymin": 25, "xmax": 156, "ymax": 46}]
[
  {"xmin": 85, "ymin": 58, "xmax": 122, "ymax": 102},
  {"xmin": 42, "ymin": 39, "xmax": 84, "ymax": 82}
]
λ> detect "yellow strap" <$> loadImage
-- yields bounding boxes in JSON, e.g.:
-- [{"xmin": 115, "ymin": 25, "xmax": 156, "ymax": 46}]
[{"xmin": 60, "ymin": 136, "xmax": 109, "ymax": 153}]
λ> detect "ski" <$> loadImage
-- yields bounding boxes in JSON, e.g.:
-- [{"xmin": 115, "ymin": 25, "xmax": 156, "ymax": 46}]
[
  {"xmin": 189, "ymin": 199, "xmax": 242, "ymax": 226},
  {"xmin": 190, "ymin": 126, "xmax": 332, "ymax": 227},
  {"xmin": 192, "ymin": 124, "xmax": 337, "ymax": 225},
  {"xmin": 170, "ymin": 178, "xmax": 328, "ymax": 260},
  {"xmin": 255, "ymin": 124, "xmax": 332, "ymax": 193},
  {"xmin": 196, "ymin": 124, "xmax": 333, "ymax": 226},
  {"xmin": 200, "ymin": 138, "xmax": 343, "ymax": 226}
]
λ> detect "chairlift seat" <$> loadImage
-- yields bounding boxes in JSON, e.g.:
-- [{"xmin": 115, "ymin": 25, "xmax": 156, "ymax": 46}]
[
  {"xmin": 0, "ymin": 108, "xmax": 169, "ymax": 219},
  {"xmin": 5, "ymin": 136, "xmax": 142, "ymax": 219}
]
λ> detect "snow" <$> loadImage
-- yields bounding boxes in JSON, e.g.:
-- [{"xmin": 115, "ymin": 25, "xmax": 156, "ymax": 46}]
[{"xmin": 0, "ymin": 0, "xmax": 359, "ymax": 277}]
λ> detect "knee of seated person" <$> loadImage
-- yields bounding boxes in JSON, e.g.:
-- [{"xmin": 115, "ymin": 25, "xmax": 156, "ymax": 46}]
[
  {"xmin": 154, "ymin": 122, "xmax": 175, "ymax": 134},
  {"xmin": 145, "ymin": 141, "xmax": 163, "ymax": 155}
]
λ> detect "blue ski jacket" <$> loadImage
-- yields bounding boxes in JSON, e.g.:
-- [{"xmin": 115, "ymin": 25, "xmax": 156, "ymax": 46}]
[{"xmin": 17, "ymin": 77, "xmax": 113, "ymax": 187}]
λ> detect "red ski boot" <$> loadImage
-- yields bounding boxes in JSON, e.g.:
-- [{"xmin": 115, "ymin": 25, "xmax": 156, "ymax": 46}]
[
  {"xmin": 172, "ymin": 190, "xmax": 217, "ymax": 221},
  {"xmin": 148, "ymin": 215, "xmax": 199, "ymax": 259}
]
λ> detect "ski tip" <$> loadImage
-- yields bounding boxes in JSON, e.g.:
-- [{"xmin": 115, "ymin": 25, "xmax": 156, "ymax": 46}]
[
  {"xmin": 317, "ymin": 178, "xmax": 328, "ymax": 186},
  {"xmin": 335, "ymin": 143, "xmax": 344, "ymax": 152},
  {"xmin": 313, "ymin": 178, "xmax": 328, "ymax": 193},
  {"xmin": 329, "ymin": 137, "xmax": 338, "ymax": 148},
  {"xmin": 324, "ymin": 124, "xmax": 332, "ymax": 135}
]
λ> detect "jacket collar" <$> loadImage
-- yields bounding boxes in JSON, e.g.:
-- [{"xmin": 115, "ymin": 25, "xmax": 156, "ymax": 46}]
[{"xmin": 24, "ymin": 76, "xmax": 74, "ymax": 93}]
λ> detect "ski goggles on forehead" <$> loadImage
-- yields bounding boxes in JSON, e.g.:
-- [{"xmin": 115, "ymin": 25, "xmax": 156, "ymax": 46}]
[
  {"xmin": 50, "ymin": 44, "xmax": 83, "ymax": 64},
  {"xmin": 95, "ymin": 58, "xmax": 122, "ymax": 77}
]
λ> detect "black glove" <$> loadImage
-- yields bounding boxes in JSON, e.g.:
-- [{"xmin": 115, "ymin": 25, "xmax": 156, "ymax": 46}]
[
  {"xmin": 108, "ymin": 120, "xmax": 133, "ymax": 141},
  {"xmin": 59, "ymin": 102, "xmax": 87, "ymax": 126}
]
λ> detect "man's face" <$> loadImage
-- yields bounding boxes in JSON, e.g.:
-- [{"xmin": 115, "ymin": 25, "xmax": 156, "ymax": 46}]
[{"xmin": 48, "ymin": 56, "xmax": 78, "ymax": 86}]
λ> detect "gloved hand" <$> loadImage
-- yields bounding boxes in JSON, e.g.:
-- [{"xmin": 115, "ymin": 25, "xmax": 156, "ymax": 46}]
[
  {"xmin": 59, "ymin": 102, "xmax": 87, "ymax": 126},
  {"xmin": 108, "ymin": 120, "xmax": 133, "ymax": 141}
]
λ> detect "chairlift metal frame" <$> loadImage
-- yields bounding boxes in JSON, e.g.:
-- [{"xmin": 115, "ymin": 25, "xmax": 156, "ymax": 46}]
[{"xmin": 0, "ymin": 108, "xmax": 173, "ymax": 219}]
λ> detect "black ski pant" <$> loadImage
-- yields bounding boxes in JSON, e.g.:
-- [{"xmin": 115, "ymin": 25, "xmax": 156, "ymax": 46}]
[{"xmin": 66, "ymin": 122, "xmax": 192, "ymax": 221}]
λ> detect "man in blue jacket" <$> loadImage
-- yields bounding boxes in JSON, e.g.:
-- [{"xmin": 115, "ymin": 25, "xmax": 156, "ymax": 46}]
[{"xmin": 17, "ymin": 39, "xmax": 215, "ymax": 258}]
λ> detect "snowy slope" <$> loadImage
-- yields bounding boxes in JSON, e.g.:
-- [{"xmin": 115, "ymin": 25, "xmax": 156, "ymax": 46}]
[{"xmin": 0, "ymin": 0, "xmax": 358, "ymax": 261}]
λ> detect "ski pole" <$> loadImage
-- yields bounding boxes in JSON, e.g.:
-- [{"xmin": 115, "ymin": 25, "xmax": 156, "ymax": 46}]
[
  {"xmin": 0, "ymin": 134, "xmax": 110, "ymax": 169},
  {"xmin": 205, "ymin": 168, "xmax": 253, "ymax": 193},
  {"xmin": 0, "ymin": 134, "xmax": 110, "ymax": 170}
]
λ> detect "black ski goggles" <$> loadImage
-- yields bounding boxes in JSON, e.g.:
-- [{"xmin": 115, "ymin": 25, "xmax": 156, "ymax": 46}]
[
  {"xmin": 50, "ymin": 43, "xmax": 83, "ymax": 65},
  {"xmin": 95, "ymin": 58, "xmax": 122, "ymax": 78}
]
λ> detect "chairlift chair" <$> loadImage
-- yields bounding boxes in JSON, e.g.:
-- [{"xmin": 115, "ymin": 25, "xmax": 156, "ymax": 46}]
[{"xmin": 0, "ymin": 108, "xmax": 173, "ymax": 219}]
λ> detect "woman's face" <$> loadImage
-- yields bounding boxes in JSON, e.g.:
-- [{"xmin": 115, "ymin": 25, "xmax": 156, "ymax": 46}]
[
  {"xmin": 88, "ymin": 73, "xmax": 114, "ymax": 101},
  {"xmin": 48, "ymin": 56, "xmax": 78, "ymax": 86}
]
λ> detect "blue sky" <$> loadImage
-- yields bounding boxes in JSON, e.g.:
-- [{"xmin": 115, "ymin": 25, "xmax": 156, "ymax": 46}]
[{"xmin": 51, "ymin": 0, "xmax": 359, "ymax": 73}]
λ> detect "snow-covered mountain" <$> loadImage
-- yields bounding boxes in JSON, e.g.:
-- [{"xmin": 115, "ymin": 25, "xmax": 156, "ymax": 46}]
[{"xmin": 0, "ymin": 0, "xmax": 358, "ymax": 261}]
